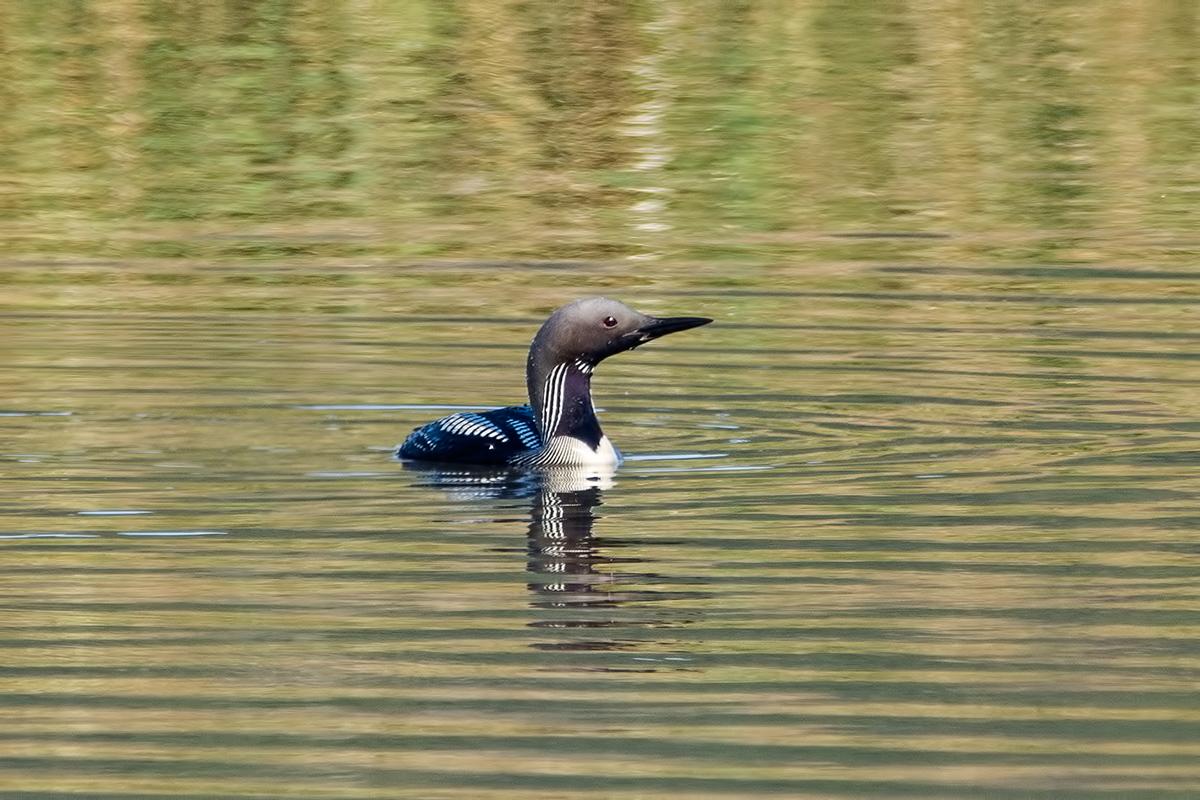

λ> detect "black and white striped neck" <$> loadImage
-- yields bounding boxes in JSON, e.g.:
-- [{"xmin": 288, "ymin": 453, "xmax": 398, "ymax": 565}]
[
  {"xmin": 516, "ymin": 357, "xmax": 617, "ymax": 467},
  {"xmin": 530, "ymin": 358, "xmax": 599, "ymax": 446}
]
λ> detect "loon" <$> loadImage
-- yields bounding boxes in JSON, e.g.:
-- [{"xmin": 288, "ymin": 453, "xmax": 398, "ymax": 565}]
[{"xmin": 396, "ymin": 297, "xmax": 711, "ymax": 467}]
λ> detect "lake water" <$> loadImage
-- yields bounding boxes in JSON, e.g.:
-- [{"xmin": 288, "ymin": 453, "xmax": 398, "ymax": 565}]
[
  {"xmin": 3, "ymin": 259, "xmax": 1198, "ymax": 798},
  {"xmin": 4, "ymin": 1, "xmax": 1200, "ymax": 796}
]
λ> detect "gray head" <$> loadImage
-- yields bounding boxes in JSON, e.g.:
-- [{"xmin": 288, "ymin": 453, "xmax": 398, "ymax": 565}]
[
  {"xmin": 529, "ymin": 297, "xmax": 711, "ymax": 369},
  {"xmin": 526, "ymin": 298, "xmax": 712, "ymax": 415}
]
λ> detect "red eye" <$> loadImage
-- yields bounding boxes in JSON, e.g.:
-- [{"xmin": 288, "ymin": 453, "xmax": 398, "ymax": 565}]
[{"xmin": 602, "ymin": 315, "xmax": 618, "ymax": 328}]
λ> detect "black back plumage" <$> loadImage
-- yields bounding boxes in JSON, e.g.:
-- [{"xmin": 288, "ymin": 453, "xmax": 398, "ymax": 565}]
[{"xmin": 396, "ymin": 405, "xmax": 541, "ymax": 466}]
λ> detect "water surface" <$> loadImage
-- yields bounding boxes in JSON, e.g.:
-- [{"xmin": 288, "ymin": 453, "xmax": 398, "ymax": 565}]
[{"xmin": 3, "ymin": 260, "xmax": 1198, "ymax": 798}]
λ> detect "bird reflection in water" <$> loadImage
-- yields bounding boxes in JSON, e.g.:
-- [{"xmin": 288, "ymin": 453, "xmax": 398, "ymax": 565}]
[{"xmin": 402, "ymin": 463, "xmax": 701, "ymax": 665}]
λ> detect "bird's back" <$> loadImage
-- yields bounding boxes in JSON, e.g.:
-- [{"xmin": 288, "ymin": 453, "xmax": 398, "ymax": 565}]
[{"xmin": 396, "ymin": 405, "xmax": 542, "ymax": 465}]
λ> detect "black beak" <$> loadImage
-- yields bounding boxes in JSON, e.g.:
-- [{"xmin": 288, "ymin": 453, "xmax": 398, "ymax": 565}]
[{"xmin": 632, "ymin": 315, "xmax": 713, "ymax": 345}]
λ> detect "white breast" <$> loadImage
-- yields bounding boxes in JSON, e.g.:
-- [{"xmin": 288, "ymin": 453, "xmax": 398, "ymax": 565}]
[{"xmin": 539, "ymin": 434, "xmax": 622, "ymax": 467}]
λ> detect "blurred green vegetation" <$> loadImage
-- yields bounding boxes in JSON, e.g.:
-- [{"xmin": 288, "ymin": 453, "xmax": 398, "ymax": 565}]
[{"xmin": 1, "ymin": 0, "xmax": 1197, "ymax": 264}]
